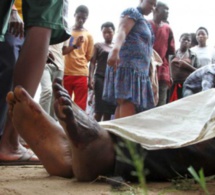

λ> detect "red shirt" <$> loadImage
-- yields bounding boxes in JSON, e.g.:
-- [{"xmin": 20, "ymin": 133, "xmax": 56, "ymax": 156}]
[{"xmin": 149, "ymin": 20, "xmax": 175, "ymax": 86}]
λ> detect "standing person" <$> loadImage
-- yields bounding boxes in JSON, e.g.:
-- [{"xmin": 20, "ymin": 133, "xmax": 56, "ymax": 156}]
[
  {"xmin": 88, "ymin": 22, "xmax": 116, "ymax": 122},
  {"xmin": 63, "ymin": 5, "xmax": 94, "ymax": 111},
  {"xmin": 39, "ymin": 43, "xmax": 65, "ymax": 120},
  {"xmin": 149, "ymin": 1, "xmax": 175, "ymax": 106},
  {"xmin": 0, "ymin": 2, "xmax": 24, "ymax": 137},
  {"xmin": 190, "ymin": 27, "xmax": 215, "ymax": 67},
  {"xmin": 0, "ymin": 0, "xmax": 70, "ymax": 164},
  {"xmin": 103, "ymin": 0, "xmax": 156, "ymax": 119},
  {"xmin": 169, "ymin": 33, "xmax": 199, "ymax": 101}
]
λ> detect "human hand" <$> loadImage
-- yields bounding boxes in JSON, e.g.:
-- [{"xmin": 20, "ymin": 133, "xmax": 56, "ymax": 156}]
[
  {"xmin": 48, "ymin": 51, "xmax": 55, "ymax": 61},
  {"xmin": 9, "ymin": 10, "xmax": 24, "ymax": 38},
  {"xmin": 88, "ymin": 79, "xmax": 94, "ymax": 90},
  {"xmin": 74, "ymin": 36, "xmax": 84, "ymax": 48},
  {"xmin": 107, "ymin": 49, "xmax": 120, "ymax": 71},
  {"xmin": 88, "ymin": 99, "xmax": 92, "ymax": 106},
  {"xmin": 88, "ymin": 90, "xmax": 94, "ymax": 106},
  {"xmin": 46, "ymin": 51, "xmax": 55, "ymax": 64}
]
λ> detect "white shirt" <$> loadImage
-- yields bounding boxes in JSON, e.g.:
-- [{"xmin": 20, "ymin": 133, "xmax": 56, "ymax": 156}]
[{"xmin": 191, "ymin": 45, "xmax": 215, "ymax": 68}]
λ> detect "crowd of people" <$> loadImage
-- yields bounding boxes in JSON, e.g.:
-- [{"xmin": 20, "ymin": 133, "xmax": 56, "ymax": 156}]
[{"xmin": 1, "ymin": 0, "xmax": 215, "ymax": 183}]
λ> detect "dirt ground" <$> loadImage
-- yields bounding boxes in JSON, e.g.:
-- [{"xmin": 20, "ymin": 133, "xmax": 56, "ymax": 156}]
[{"xmin": 1, "ymin": 165, "xmax": 215, "ymax": 195}]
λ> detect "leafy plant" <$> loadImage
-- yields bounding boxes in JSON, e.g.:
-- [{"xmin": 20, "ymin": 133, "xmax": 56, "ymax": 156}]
[
  {"xmin": 187, "ymin": 166, "xmax": 210, "ymax": 195},
  {"xmin": 115, "ymin": 139, "xmax": 148, "ymax": 195}
]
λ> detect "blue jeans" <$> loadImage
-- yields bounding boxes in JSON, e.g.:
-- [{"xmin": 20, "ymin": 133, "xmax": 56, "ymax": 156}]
[{"xmin": 0, "ymin": 32, "xmax": 24, "ymax": 135}]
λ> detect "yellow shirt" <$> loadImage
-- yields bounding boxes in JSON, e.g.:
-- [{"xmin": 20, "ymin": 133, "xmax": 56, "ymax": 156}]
[
  {"xmin": 14, "ymin": 0, "xmax": 23, "ymax": 19},
  {"xmin": 64, "ymin": 30, "xmax": 94, "ymax": 76}
]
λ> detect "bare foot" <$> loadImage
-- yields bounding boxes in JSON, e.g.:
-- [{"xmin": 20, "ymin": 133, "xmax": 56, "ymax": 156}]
[
  {"xmin": 53, "ymin": 79, "xmax": 102, "ymax": 147},
  {"xmin": 7, "ymin": 86, "xmax": 73, "ymax": 177},
  {"xmin": 53, "ymin": 78, "xmax": 115, "ymax": 181}
]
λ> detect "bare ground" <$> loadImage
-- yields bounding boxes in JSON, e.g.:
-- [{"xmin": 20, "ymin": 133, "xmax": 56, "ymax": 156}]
[{"xmin": 1, "ymin": 165, "xmax": 215, "ymax": 195}]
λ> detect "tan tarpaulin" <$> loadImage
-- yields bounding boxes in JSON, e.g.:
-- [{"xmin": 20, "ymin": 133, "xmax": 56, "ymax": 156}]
[{"xmin": 100, "ymin": 89, "xmax": 215, "ymax": 150}]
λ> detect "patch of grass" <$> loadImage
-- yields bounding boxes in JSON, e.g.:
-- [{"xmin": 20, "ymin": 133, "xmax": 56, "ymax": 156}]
[
  {"xmin": 169, "ymin": 166, "xmax": 215, "ymax": 194},
  {"xmin": 115, "ymin": 139, "xmax": 148, "ymax": 195},
  {"xmin": 188, "ymin": 166, "xmax": 210, "ymax": 195},
  {"xmin": 107, "ymin": 139, "xmax": 215, "ymax": 195},
  {"xmin": 171, "ymin": 172, "xmax": 197, "ymax": 191}
]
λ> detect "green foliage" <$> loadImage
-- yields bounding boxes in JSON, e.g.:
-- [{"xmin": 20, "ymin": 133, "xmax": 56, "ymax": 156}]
[
  {"xmin": 115, "ymin": 140, "xmax": 213, "ymax": 195},
  {"xmin": 115, "ymin": 139, "xmax": 148, "ymax": 195},
  {"xmin": 187, "ymin": 166, "xmax": 210, "ymax": 195},
  {"xmin": 171, "ymin": 174, "xmax": 197, "ymax": 191}
]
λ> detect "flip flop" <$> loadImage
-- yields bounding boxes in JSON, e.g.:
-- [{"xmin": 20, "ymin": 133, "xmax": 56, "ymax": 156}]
[{"xmin": 0, "ymin": 149, "xmax": 41, "ymax": 166}]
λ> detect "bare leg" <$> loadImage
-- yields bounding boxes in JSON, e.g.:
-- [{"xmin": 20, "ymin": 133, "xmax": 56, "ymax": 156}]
[
  {"xmin": 53, "ymin": 78, "xmax": 115, "ymax": 181},
  {"xmin": 103, "ymin": 113, "xmax": 112, "ymax": 121},
  {"xmin": 7, "ymin": 86, "xmax": 73, "ymax": 177},
  {"xmin": 0, "ymin": 27, "xmax": 51, "ymax": 162},
  {"xmin": 115, "ymin": 99, "xmax": 136, "ymax": 119},
  {"xmin": 114, "ymin": 106, "xmax": 120, "ymax": 119},
  {"xmin": 94, "ymin": 113, "xmax": 102, "ymax": 122},
  {"xmin": 0, "ymin": 115, "xmax": 35, "ymax": 162}
]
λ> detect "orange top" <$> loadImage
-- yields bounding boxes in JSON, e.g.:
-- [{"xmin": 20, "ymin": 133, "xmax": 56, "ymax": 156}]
[
  {"xmin": 64, "ymin": 30, "xmax": 94, "ymax": 76},
  {"xmin": 12, "ymin": 5, "xmax": 17, "ymax": 10},
  {"xmin": 13, "ymin": 0, "xmax": 23, "ymax": 19}
]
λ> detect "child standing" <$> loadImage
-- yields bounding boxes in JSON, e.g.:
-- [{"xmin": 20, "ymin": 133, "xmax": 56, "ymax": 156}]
[{"xmin": 88, "ymin": 22, "xmax": 116, "ymax": 121}]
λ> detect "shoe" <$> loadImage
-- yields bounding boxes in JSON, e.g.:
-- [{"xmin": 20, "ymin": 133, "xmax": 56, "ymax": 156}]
[
  {"xmin": 19, "ymin": 136, "xmax": 29, "ymax": 148},
  {"xmin": 0, "ymin": 149, "xmax": 41, "ymax": 166}
]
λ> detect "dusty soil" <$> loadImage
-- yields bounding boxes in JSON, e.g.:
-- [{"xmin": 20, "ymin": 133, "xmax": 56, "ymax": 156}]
[{"xmin": 1, "ymin": 165, "xmax": 215, "ymax": 195}]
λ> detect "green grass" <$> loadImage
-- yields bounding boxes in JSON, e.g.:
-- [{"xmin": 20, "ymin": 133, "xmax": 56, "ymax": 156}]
[
  {"xmin": 115, "ymin": 139, "xmax": 148, "ymax": 195},
  {"xmin": 188, "ymin": 166, "xmax": 210, "ymax": 195},
  {"xmin": 110, "ymin": 139, "xmax": 215, "ymax": 194}
]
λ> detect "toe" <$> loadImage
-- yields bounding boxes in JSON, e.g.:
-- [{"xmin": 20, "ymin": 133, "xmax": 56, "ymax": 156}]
[
  {"xmin": 14, "ymin": 86, "xmax": 32, "ymax": 103},
  {"xmin": 6, "ymin": 91, "xmax": 15, "ymax": 105}
]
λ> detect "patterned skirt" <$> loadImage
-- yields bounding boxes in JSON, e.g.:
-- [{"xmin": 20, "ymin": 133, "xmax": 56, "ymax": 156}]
[{"xmin": 103, "ymin": 66, "xmax": 154, "ymax": 112}]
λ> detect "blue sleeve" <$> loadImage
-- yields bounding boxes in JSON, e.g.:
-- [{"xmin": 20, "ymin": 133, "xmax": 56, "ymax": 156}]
[{"xmin": 121, "ymin": 8, "xmax": 142, "ymax": 21}]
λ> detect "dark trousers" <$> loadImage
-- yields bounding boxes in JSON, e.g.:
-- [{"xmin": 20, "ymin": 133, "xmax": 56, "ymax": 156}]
[{"xmin": 0, "ymin": 32, "xmax": 24, "ymax": 135}]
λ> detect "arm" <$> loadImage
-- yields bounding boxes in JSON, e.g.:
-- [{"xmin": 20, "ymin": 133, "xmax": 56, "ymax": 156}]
[
  {"xmin": 88, "ymin": 44, "xmax": 98, "ymax": 90},
  {"xmin": 62, "ymin": 36, "xmax": 84, "ymax": 55},
  {"xmin": 85, "ymin": 34, "xmax": 94, "ymax": 62},
  {"xmin": 107, "ymin": 16, "xmax": 135, "ymax": 70},
  {"xmin": 9, "ymin": 5, "xmax": 24, "ymax": 38},
  {"xmin": 88, "ymin": 89, "xmax": 95, "ymax": 106},
  {"xmin": 166, "ymin": 28, "xmax": 175, "ymax": 60},
  {"xmin": 46, "ymin": 50, "xmax": 57, "ymax": 66},
  {"xmin": 178, "ymin": 60, "xmax": 196, "ymax": 72},
  {"xmin": 48, "ymin": 51, "xmax": 55, "ymax": 61}
]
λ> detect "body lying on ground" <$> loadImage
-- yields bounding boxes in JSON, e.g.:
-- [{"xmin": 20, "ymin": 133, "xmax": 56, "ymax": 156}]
[{"xmin": 5, "ymin": 78, "xmax": 215, "ymax": 182}]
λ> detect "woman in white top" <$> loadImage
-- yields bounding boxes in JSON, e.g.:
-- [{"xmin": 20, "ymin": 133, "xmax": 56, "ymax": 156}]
[{"xmin": 191, "ymin": 27, "xmax": 215, "ymax": 67}]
